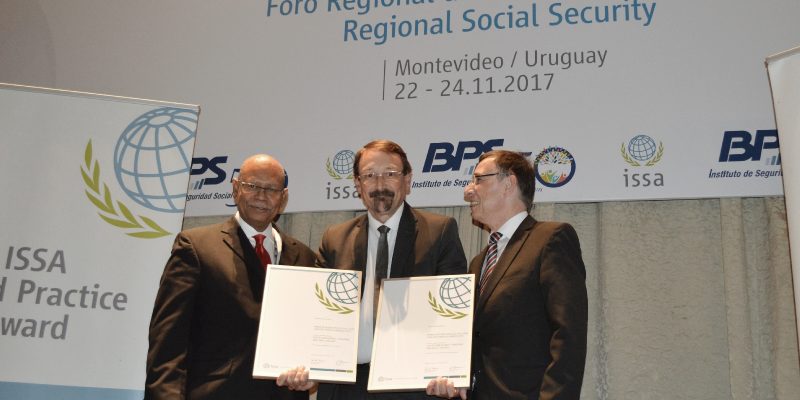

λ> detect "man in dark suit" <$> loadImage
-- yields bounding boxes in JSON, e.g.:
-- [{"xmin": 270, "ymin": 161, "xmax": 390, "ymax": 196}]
[
  {"xmin": 427, "ymin": 150, "xmax": 588, "ymax": 400},
  {"xmin": 278, "ymin": 140, "xmax": 467, "ymax": 399},
  {"xmin": 145, "ymin": 154, "xmax": 316, "ymax": 400}
]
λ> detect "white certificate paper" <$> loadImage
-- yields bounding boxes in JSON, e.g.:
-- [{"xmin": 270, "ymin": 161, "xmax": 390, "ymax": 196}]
[
  {"xmin": 253, "ymin": 265, "xmax": 361, "ymax": 383},
  {"xmin": 368, "ymin": 274, "xmax": 475, "ymax": 392}
]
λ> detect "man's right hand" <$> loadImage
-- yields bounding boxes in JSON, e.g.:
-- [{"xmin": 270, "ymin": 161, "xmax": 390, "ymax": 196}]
[
  {"xmin": 426, "ymin": 377, "xmax": 468, "ymax": 399},
  {"xmin": 276, "ymin": 366, "xmax": 318, "ymax": 392}
]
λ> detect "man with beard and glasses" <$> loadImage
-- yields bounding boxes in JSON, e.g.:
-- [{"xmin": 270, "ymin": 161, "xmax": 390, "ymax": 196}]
[
  {"xmin": 145, "ymin": 154, "xmax": 316, "ymax": 400},
  {"xmin": 277, "ymin": 140, "xmax": 468, "ymax": 399}
]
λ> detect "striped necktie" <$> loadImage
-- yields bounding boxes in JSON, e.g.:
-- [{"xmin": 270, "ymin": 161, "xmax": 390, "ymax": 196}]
[{"xmin": 479, "ymin": 232, "xmax": 503, "ymax": 295}]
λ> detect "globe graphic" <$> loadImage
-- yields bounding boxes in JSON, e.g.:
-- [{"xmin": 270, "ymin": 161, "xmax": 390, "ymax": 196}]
[
  {"xmin": 627, "ymin": 135, "xmax": 657, "ymax": 161},
  {"xmin": 326, "ymin": 272, "xmax": 359, "ymax": 305},
  {"xmin": 332, "ymin": 150, "xmax": 355, "ymax": 176},
  {"xmin": 114, "ymin": 107, "xmax": 197, "ymax": 213},
  {"xmin": 439, "ymin": 277, "xmax": 472, "ymax": 309}
]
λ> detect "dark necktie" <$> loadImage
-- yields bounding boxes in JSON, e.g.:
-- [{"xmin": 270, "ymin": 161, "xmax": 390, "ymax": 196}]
[
  {"xmin": 253, "ymin": 234, "xmax": 272, "ymax": 270},
  {"xmin": 479, "ymin": 232, "xmax": 503, "ymax": 296},
  {"xmin": 374, "ymin": 225, "xmax": 390, "ymax": 324}
]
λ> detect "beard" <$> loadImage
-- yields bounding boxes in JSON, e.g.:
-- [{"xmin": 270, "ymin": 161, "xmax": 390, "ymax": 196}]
[{"xmin": 368, "ymin": 189, "xmax": 395, "ymax": 212}]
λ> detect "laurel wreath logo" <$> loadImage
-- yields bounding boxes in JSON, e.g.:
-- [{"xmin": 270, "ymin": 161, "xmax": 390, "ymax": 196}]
[
  {"xmin": 326, "ymin": 159, "xmax": 343, "ymax": 180},
  {"xmin": 315, "ymin": 283, "xmax": 354, "ymax": 314},
  {"xmin": 428, "ymin": 291, "xmax": 468, "ymax": 319},
  {"xmin": 325, "ymin": 158, "xmax": 354, "ymax": 180},
  {"xmin": 645, "ymin": 142, "xmax": 664, "ymax": 166},
  {"xmin": 620, "ymin": 143, "xmax": 641, "ymax": 167},
  {"xmin": 620, "ymin": 142, "xmax": 664, "ymax": 167},
  {"xmin": 80, "ymin": 140, "xmax": 171, "ymax": 239}
]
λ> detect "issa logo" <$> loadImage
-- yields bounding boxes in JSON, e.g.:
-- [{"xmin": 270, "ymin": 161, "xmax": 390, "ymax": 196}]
[
  {"xmin": 620, "ymin": 134, "xmax": 664, "ymax": 188},
  {"xmin": 325, "ymin": 149, "xmax": 360, "ymax": 200}
]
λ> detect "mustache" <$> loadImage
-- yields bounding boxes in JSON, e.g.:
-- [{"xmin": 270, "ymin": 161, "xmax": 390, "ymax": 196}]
[{"xmin": 368, "ymin": 189, "xmax": 395, "ymax": 199}]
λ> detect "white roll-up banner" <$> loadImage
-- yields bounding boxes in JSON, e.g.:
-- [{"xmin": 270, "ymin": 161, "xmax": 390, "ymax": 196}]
[
  {"xmin": 766, "ymin": 46, "xmax": 800, "ymax": 359},
  {"xmin": 0, "ymin": 84, "xmax": 199, "ymax": 399}
]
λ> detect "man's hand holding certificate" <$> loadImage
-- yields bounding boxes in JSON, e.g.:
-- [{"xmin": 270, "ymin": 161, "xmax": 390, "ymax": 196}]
[
  {"xmin": 257, "ymin": 268, "xmax": 474, "ymax": 395},
  {"xmin": 254, "ymin": 265, "xmax": 361, "ymax": 383},
  {"xmin": 368, "ymin": 274, "xmax": 474, "ymax": 392}
]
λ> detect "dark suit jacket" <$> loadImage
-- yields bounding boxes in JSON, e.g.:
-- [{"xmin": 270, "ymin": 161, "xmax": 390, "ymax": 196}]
[
  {"xmin": 470, "ymin": 216, "xmax": 587, "ymax": 400},
  {"xmin": 145, "ymin": 217, "xmax": 316, "ymax": 400},
  {"xmin": 316, "ymin": 203, "xmax": 467, "ymax": 399},
  {"xmin": 316, "ymin": 203, "xmax": 467, "ymax": 284}
]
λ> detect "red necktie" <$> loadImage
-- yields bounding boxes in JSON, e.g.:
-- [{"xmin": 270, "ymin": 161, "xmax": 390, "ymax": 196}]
[{"xmin": 253, "ymin": 234, "xmax": 272, "ymax": 270}]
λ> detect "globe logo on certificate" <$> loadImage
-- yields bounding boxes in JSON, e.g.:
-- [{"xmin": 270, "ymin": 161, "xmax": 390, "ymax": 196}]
[
  {"xmin": 326, "ymin": 272, "xmax": 359, "ymax": 304},
  {"xmin": 315, "ymin": 272, "xmax": 358, "ymax": 314},
  {"xmin": 428, "ymin": 277, "xmax": 472, "ymax": 319},
  {"xmin": 114, "ymin": 107, "xmax": 198, "ymax": 212},
  {"xmin": 439, "ymin": 277, "xmax": 472, "ymax": 309}
]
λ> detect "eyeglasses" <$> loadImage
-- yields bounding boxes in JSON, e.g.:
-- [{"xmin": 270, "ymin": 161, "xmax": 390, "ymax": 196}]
[
  {"xmin": 469, "ymin": 171, "xmax": 506, "ymax": 185},
  {"xmin": 357, "ymin": 170, "xmax": 404, "ymax": 183},
  {"xmin": 236, "ymin": 180, "xmax": 283, "ymax": 196}
]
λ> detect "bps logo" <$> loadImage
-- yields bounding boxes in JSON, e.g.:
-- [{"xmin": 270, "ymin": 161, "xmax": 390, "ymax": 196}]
[
  {"xmin": 325, "ymin": 149, "xmax": 359, "ymax": 200},
  {"xmin": 189, "ymin": 156, "xmax": 239, "ymax": 207},
  {"xmin": 719, "ymin": 130, "xmax": 780, "ymax": 165},
  {"xmin": 80, "ymin": 107, "xmax": 197, "ymax": 238},
  {"xmin": 191, "ymin": 156, "xmax": 234, "ymax": 190},
  {"xmin": 533, "ymin": 146, "xmax": 576, "ymax": 188},
  {"xmin": 423, "ymin": 139, "xmax": 504, "ymax": 174},
  {"xmin": 620, "ymin": 135, "xmax": 664, "ymax": 188}
]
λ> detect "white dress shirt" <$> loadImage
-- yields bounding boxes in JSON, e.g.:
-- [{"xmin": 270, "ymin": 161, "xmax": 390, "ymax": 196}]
[
  {"xmin": 357, "ymin": 207, "xmax": 403, "ymax": 363},
  {"xmin": 235, "ymin": 211, "xmax": 282, "ymax": 264}
]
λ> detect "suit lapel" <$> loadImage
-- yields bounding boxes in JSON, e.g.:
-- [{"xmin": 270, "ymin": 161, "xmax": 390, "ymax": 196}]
[
  {"xmin": 391, "ymin": 205, "xmax": 416, "ymax": 278},
  {"xmin": 221, "ymin": 217, "xmax": 261, "ymax": 300},
  {"xmin": 222, "ymin": 217, "xmax": 256, "ymax": 299},
  {"xmin": 353, "ymin": 215, "xmax": 369, "ymax": 292},
  {"xmin": 470, "ymin": 246, "xmax": 489, "ymax": 313},
  {"xmin": 469, "ymin": 247, "xmax": 489, "ymax": 277},
  {"xmin": 221, "ymin": 217, "xmax": 247, "ymax": 264},
  {"xmin": 274, "ymin": 226, "xmax": 296, "ymax": 265},
  {"xmin": 476, "ymin": 216, "xmax": 536, "ymax": 312}
]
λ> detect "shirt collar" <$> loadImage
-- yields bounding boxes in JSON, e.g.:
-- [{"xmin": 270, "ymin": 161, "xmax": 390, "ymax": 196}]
[
  {"xmin": 366, "ymin": 203, "xmax": 404, "ymax": 234},
  {"xmin": 494, "ymin": 211, "xmax": 528, "ymax": 241},
  {"xmin": 234, "ymin": 211, "xmax": 282, "ymax": 254},
  {"xmin": 235, "ymin": 211, "xmax": 272, "ymax": 236}
]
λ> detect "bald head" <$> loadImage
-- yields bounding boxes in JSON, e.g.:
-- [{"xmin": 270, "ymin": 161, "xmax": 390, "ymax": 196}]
[
  {"xmin": 239, "ymin": 154, "xmax": 285, "ymax": 183},
  {"xmin": 232, "ymin": 154, "xmax": 288, "ymax": 231}
]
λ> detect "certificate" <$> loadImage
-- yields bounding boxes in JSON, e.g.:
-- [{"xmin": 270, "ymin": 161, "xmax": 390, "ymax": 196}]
[
  {"xmin": 253, "ymin": 265, "xmax": 361, "ymax": 383},
  {"xmin": 367, "ymin": 274, "xmax": 475, "ymax": 392}
]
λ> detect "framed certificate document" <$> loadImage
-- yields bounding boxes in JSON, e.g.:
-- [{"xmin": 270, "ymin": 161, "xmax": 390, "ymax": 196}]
[
  {"xmin": 368, "ymin": 274, "xmax": 475, "ymax": 392},
  {"xmin": 253, "ymin": 265, "xmax": 361, "ymax": 383}
]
